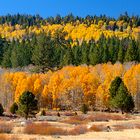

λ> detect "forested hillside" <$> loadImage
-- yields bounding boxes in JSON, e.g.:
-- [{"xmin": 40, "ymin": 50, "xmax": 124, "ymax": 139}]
[
  {"xmin": 0, "ymin": 63, "xmax": 140, "ymax": 110},
  {"xmin": 0, "ymin": 13, "xmax": 140, "ymax": 111}
]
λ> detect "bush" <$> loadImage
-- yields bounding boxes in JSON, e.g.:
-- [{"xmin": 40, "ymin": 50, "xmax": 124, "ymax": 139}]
[
  {"xmin": 0, "ymin": 103, "xmax": 4, "ymax": 116},
  {"xmin": 10, "ymin": 102, "xmax": 18, "ymax": 114},
  {"xmin": 89, "ymin": 124, "xmax": 107, "ymax": 132},
  {"xmin": 81, "ymin": 104, "xmax": 88, "ymax": 114},
  {"xmin": 0, "ymin": 123, "xmax": 13, "ymax": 133},
  {"xmin": 24, "ymin": 122, "xmax": 67, "ymax": 135},
  {"xmin": 40, "ymin": 110, "xmax": 46, "ymax": 116},
  {"xmin": 87, "ymin": 113, "xmax": 127, "ymax": 122},
  {"xmin": 57, "ymin": 112, "xmax": 60, "ymax": 117},
  {"xmin": 61, "ymin": 116, "xmax": 88, "ymax": 125},
  {"xmin": 68, "ymin": 125, "xmax": 88, "ymax": 135}
]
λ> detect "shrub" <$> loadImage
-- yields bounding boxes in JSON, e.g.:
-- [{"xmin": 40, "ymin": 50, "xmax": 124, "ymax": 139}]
[
  {"xmin": 57, "ymin": 112, "xmax": 60, "ymax": 117},
  {"xmin": 68, "ymin": 125, "xmax": 88, "ymax": 135},
  {"xmin": 81, "ymin": 104, "xmax": 88, "ymax": 114},
  {"xmin": 63, "ymin": 111, "xmax": 74, "ymax": 116},
  {"xmin": 24, "ymin": 122, "xmax": 67, "ymax": 135},
  {"xmin": 89, "ymin": 124, "xmax": 106, "ymax": 132},
  {"xmin": 0, "ymin": 123, "xmax": 13, "ymax": 133},
  {"xmin": 10, "ymin": 102, "xmax": 18, "ymax": 114},
  {"xmin": 0, "ymin": 134, "xmax": 20, "ymax": 140},
  {"xmin": 112, "ymin": 124, "xmax": 131, "ymax": 131},
  {"xmin": 87, "ymin": 113, "xmax": 127, "ymax": 122},
  {"xmin": 61, "ymin": 116, "xmax": 88, "ymax": 125},
  {"xmin": 40, "ymin": 110, "xmax": 46, "ymax": 116},
  {"xmin": 0, "ymin": 103, "xmax": 4, "ymax": 116}
]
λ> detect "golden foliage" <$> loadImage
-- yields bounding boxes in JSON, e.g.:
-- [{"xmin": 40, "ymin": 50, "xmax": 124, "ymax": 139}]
[
  {"xmin": 0, "ymin": 21, "xmax": 139, "ymax": 43},
  {"xmin": 1, "ymin": 63, "xmax": 140, "ymax": 108}
]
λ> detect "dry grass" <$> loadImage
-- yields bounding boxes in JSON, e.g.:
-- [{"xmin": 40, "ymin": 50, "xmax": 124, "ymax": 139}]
[
  {"xmin": 89, "ymin": 124, "xmax": 107, "ymax": 132},
  {"xmin": 87, "ymin": 113, "xmax": 129, "ymax": 122},
  {"xmin": 63, "ymin": 111, "xmax": 75, "ymax": 116},
  {"xmin": 61, "ymin": 115, "xmax": 88, "ymax": 125},
  {"xmin": 24, "ymin": 122, "xmax": 67, "ymax": 135},
  {"xmin": 25, "ymin": 122, "xmax": 89, "ymax": 136},
  {"xmin": 112, "ymin": 124, "xmax": 131, "ymax": 131},
  {"xmin": 0, "ymin": 122, "xmax": 13, "ymax": 133},
  {"xmin": 68, "ymin": 125, "xmax": 88, "ymax": 135},
  {"xmin": 0, "ymin": 134, "xmax": 19, "ymax": 140}
]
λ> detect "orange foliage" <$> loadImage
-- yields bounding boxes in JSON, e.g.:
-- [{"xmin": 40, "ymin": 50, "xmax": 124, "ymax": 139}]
[{"xmin": 1, "ymin": 63, "xmax": 140, "ymax": 108}]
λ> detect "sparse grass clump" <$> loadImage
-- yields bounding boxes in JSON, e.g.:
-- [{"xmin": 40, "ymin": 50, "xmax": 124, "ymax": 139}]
[
  {"xmin": 24, "ymin": 122, "xmax": 67, "ymax": 135},
  {"xmin": 68, "ymin": 125, "xmax": 88, "ymax": 135},
  {"xmin": 87, "ymin": 112, "xmax": 127, "ymax": 122},
  {"xmin": 25, "ymin": 122, "xmax": 88, "ymax": 136},
  {"xmin": 0, "ymin": 122, "xmax": 13, "ymax": 133},
  {"xmin": 61, "ymin": 115, "xmax": 88, "ymax": 125},
  {"xmin": 89, "ymin": 124, "xmax": 107, "ymax": 132}
]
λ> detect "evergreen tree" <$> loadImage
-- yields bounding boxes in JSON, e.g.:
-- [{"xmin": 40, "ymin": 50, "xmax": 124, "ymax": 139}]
[
  {"xmin": 102, "ymin": 44, "xmax": 109, "ymax": 63},
  {"xmin": 109, "ymin": 77, "xmax": 134, "ymax": 113},
  {"xmin": 118, "ymin": 42, "xmax": 124, "ymax": 63},
  {"xmin": 109, "ymin": 76, "xmax": 122, "ymax": 98},
  {"xmin": 10, "ymin": 45, "xmax": 19, "ymax": 68},
  {"xmin": 10, "ymin": 102, "xmax": 18, "ymax": 114},
  {"xmin": 72, "ymin": 46, "xmax": 81, "ymax": 65},
  {"xmin": 18, "ymin": 91, "xmax": 38, "ymax": 119},
  {"xmin": 32, "ymin": 33, "xmax": 55, "ymax": 73},
  {"xmin": 81, "ymin": 43, "xmax": 89, "ymax": 65},
  {"xmin": 89, "ymin": 44, "xmax": 100, "ymax": 65},
  {"xmin": 2, "ymin": 46, "xmax": 12, "ymax": 68},
  {"xmin": 61, "ymin": 47, "xmax": 74, "ymax": 66},
  {"xmin": 125, "ymin": 40, "xmax": 138, "ymax": 62}
]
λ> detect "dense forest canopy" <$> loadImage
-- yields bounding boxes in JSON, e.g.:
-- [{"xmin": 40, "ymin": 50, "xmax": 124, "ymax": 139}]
[
  {"xmin": 0, "ymin": 12, "xmax": 140, "ymax": 26},
  {"xmin": 0, "ymin": 13, "xmax": 139, "ymax": 70},
  {"xmin": 0, "ymin": 14, "xmax": 140, "ymax": 111}
]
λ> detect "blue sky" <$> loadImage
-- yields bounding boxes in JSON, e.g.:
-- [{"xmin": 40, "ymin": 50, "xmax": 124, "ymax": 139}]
[{"xmin": 0, "ymin": 0, "xmax": 140, "ymax": 18}]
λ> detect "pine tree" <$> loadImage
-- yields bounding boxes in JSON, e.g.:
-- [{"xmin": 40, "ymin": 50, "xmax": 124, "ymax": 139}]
[
  {"xmin": 89, "ymin": 44, "xmax": 100, "ymax": 65},
  {"xmin": 32, "ymin": 33, "xmax": 55, "ymax": 73},
  {"xmin": 102, "ymin": 44, "xmax": 109, "ymax": 63},
  {"xmin": 118, "ymin": 42, "xmax": 124, "ymax": 63},
  {"xmin": 2, "ymin": 46, "xmax": 12, "ymax": 68},
  {"xmin": 125, "ymin": 40, "xmax": 138, "ymax": 62},
  {"xmin": 81, "ymin": 42, "xmax": 89, "ymax": 65},
  {"xmin": 10, "ymin": 45, "xmax": 19, "ymax": 68},
  {"xmin": 109, "ymin": 77, "xmax": 134, "ymax": 113},
  {"xmin": 18, "ymin": 91, "xmax": 38, "ymax": 119},
  {"xmin": 10, "ymin": 102, "xmax": 18, "ymax": 114},
  {"xmin": 109, "ymin": 76, "xmax": 122, "ymax": 98},
  {"xmin": 61, "ymin": 47, "xmax": 74, "ymax": 66}
]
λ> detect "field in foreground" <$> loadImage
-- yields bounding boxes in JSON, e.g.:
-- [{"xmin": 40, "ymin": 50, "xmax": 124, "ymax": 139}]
[{"xmin": 0, "ymin": 112, "xmax": 140, "ymax": 140}]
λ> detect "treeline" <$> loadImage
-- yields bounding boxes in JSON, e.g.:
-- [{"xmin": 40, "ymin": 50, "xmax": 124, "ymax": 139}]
[
  {"xmin": 0, "ymin": 14, "xmax": 46, "ymax": 27},
  {"xmin": 0, "ymin": 12, "xmax": 140, "ymax": 28},
  {"xmin": 0, "ymin": 33, "xmax": 140, "ymax": 71}
]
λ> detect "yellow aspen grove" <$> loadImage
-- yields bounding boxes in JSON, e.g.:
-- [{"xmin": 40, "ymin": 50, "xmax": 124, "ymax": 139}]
[
  {"xmin": 0, "ymin": 22, "xmax": 139, "ymax": 44},
  {"xmin": 0, "ymin": 64, "xmax": 140, "ymax": 109}
]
